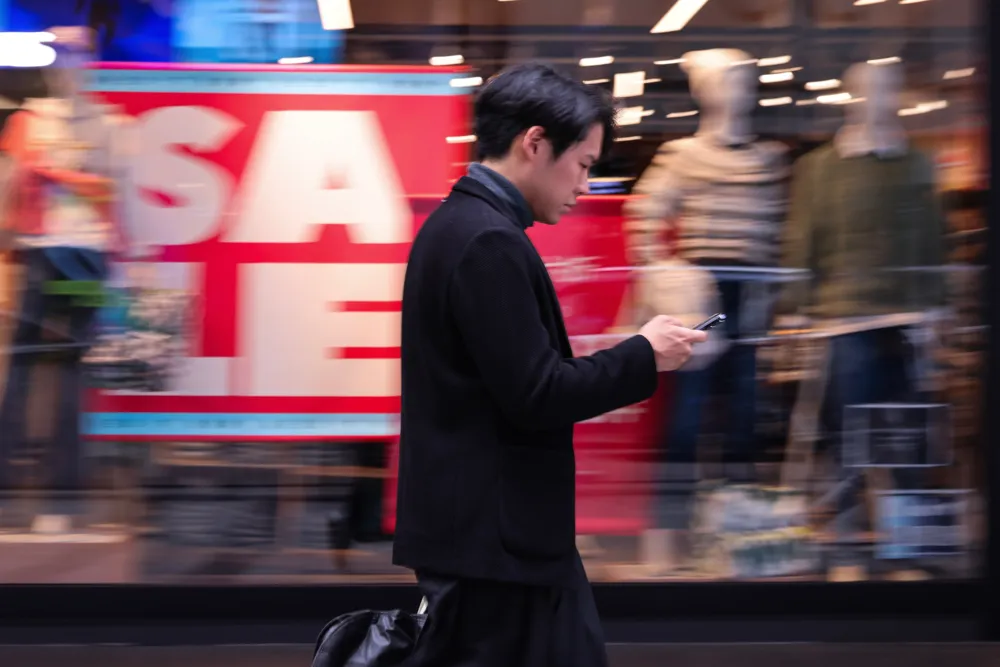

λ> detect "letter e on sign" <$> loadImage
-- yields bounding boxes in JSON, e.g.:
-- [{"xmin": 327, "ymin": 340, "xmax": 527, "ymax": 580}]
[{"xmin": 239, "ymin": 263, "xmax": 405, "ymax": 397}]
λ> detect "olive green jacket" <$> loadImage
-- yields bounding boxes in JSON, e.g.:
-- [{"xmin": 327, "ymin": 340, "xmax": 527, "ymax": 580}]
[{"xmin": 780, "ymin": 144, "xmax": 947, "ymax": 319}]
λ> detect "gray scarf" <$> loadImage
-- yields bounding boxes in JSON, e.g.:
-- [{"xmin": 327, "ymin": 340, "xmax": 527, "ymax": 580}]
[{"xmin": 466, "ymin": 162, "xmax": 534, "ymax": 230}]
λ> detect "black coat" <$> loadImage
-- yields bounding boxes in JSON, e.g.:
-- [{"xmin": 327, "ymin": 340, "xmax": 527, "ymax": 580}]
[{"xmin": 393, "ymin": 176, "xmax": 658, "ymax": 587}]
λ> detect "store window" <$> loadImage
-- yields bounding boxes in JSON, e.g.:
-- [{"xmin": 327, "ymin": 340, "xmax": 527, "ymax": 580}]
[{"xmin": 0, "ymin": 0, "xmax": 988, "ymax": 585}]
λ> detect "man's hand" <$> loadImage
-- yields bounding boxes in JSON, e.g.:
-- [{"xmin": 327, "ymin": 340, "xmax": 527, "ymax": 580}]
[{"xmin": 639, "ymin": 315, "xmax": 709, "ymax": 372}]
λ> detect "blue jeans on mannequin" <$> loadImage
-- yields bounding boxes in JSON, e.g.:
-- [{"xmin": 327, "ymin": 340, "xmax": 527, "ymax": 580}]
[
  {"xmin": 819, "ymin": 326, "xmax": 922, "ymax": 553},
  {"xmin": 653, "ymin": 280, "xmax": 758, "ymax": 532},
  {"xmin": 0, "ymin": 248, "xmax": 101, "ymax": 512}
]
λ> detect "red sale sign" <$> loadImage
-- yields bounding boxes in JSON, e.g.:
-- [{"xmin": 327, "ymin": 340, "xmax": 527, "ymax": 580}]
[{"xmin": 83, "ymin": 63, "xmax": 469, "ymax": 441}]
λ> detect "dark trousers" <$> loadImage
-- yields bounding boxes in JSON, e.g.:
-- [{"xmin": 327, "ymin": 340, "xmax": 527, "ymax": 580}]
[
  {"xmin": 408, "ymin": 552, "xmax": 607, "ymax": 667},
  {"xmin": 665, "ymin": 280, "xmax": 758, "ymax": 466},
  {"xmin": 819, "ymin": 326, "xmax": 923, "ymax": 539},
  {"xmin": 819, "ymin": 327, "xmax": 918, "ymax": 455},
  {"xmin": 654, "ymin": 280, "xmax": 758, "ymax": 530},
  {"xmin": 0, "ymin": 248, "xmax": 99, "ymax": 494}
]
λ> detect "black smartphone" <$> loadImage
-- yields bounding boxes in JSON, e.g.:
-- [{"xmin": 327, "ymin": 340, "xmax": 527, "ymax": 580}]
[{"xmin": 693, "ymin": 313, "xmax": 727, "ymax": 332}]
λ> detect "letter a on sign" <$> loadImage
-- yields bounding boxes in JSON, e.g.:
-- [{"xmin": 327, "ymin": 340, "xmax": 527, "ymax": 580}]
[{"xmin": 225, "ymin": 110, "xmax": 412, "ymax": 245}]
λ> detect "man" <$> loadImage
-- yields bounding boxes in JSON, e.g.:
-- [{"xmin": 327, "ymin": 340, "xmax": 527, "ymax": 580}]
[{"xmin": 394, "ymin": 63, "xmax": 706, "ymax": 666}]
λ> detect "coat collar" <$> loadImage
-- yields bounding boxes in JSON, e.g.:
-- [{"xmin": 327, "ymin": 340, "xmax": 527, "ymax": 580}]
[{"xmin": 450, "ymin": 175, "xmax": 535, "ymax": 231}]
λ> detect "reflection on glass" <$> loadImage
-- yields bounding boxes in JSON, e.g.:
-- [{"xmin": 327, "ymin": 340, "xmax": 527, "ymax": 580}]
[{"xmin": 0, "ymin": 0, "xmax": 988, "ymax": 584}]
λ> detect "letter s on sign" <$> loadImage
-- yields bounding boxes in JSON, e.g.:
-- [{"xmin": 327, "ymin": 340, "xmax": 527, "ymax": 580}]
[
  {"xmin": 128, "ymin": 106, "xmax": 243, "ymax": 249},
  {"xmin": 224, "ymin": 110, "xmax": 412, "ymax": 245}
]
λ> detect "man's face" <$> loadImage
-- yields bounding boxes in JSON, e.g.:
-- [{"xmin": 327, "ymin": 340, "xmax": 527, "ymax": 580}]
[{"xmin": 525, "ymin": 124, "xmax": 601, "ymax": 225}]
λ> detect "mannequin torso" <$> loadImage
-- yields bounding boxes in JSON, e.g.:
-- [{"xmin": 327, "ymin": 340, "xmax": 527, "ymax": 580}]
[
  {"xmin": 18, "ymin": 95, "xmax": 115, "ymax": 252},
  {"xmin": 645, "ymin": 135, "xmax": 788, "ymax": 267},
  {"xmin": 782, "ymin": 62, "xmax": 946, "ymax": 319},
  {"xmin": 625, "ymin": 49, "xmax": 789, "ymax": 268}
]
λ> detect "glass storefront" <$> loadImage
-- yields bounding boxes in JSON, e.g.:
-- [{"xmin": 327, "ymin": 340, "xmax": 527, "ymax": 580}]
[{"xmin": 0, "ymin": 0, "xmax": 990, "ymax": 590}]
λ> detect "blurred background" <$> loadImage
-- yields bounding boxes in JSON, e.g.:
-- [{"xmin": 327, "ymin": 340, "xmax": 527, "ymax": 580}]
[{"xmin": 0, "ymin": 0, "xmax": 997, "ymax": 662}]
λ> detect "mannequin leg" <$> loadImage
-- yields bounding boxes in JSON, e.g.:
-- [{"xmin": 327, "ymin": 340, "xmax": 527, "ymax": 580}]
[
  {"xmin": 716, "ymin": 280, "xmax": 758, "ymax": 482},
  {"xmin": 726, "ymin": 342, "xmax": 758, "ymax": 481},
  {"xmin": 820, "ymin": 330, "xmax": 884, "ymax": 578},
  {"xmin": 643, "ymin": 367, "xmax": 709, "ymax": 574},
  {"xmin": 48, "ymin": 300, "xmax": 99, "ymax": 514},
  {"xmin": 0, "ymin": 249, "xmax": 50, "ymax": 492},
  {"xmin": 880, "ymin": 328, "xmax": 929, "ymax": 577}
]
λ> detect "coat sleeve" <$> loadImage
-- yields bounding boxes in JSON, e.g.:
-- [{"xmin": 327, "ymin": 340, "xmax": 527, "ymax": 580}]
[{"xmin": 449, "ymin": 228, "xmax": 659, "ymax": 431}]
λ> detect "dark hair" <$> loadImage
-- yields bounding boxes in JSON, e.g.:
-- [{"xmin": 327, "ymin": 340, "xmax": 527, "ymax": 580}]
[{"xmin": 473, "ymin": 62, "xmax": 617, "ymax": 162}]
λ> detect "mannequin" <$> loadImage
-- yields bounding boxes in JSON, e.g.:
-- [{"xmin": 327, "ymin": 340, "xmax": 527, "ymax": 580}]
[
  {"xmin": 782, "ymin": 60, "xmax": 945, "ymax": 319},
  {"xmin": 626, "ymin": 49, "xmax": 788, "ymax": 268},
  {"xmin": 625, "ymin": 49, "xmax": 790, "ymax": 576},
  {"xmin": 0, "ymin": 26, "xmax": 119, "ymax": 523},
  {"xmin": 780, "ymin": 61, "xmax": 946, "ymax": 581}
]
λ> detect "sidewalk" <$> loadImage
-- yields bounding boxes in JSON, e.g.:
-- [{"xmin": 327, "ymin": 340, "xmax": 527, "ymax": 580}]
[{"xmin": 1, "ymin": 643, "xmax": 998, "ymax": 667}]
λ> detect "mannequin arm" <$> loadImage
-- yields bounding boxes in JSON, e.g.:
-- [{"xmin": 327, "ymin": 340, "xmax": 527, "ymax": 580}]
[
  {"xmin": 776, "ymin": 152, "xmax": 817, "ymax": 318},
  {"xmin": 0, "ymin": 111, "xmax": 39, "ymax": 236},
  {"xmin": 107, "ymin": 112, "xmax": 140, "ymax": 255},
  {"xmin": 916, "ymin": 152, "xmax": 948, "ymax": 307},
  {"xmin": 609, "ymin": 281, "xmax": 639, "ymax": 333},
  {"xmin": 0, "ymin": 113, "xmax": 22, "ymax": 235},
  {"xmin": 0, "ymin": 109, "xmax": 33, "ymax": 173},
  {"xmin": 35, "ymin": 166, "xmax": 114, "ymax": 202},
  {"xmin": 623, "ymin": 140, "xmax": 681, "ymax": 265}
]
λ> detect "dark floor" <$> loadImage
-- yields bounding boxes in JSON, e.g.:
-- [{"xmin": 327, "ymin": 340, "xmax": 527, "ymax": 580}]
[{"xmin": 2, "ymin": 643, "xmax": 1000, "ymax": 667}]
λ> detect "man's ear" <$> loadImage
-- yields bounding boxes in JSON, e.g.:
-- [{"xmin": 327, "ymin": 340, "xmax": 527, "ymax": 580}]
[{"xmin": 521, "ymin": 126, "xmax": 546, "ymax": 160}]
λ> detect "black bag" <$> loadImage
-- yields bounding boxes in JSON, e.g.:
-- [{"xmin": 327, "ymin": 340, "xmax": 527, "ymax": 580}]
[{"xmin": 311, "ymin": 600, "xmax": 427, "ymax": 667}]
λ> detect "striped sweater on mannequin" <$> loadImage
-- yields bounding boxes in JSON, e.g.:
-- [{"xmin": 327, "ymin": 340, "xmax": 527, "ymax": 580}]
[{"xmin": 624, "ymin": 134, "xmax": 790, "ymax": 268}]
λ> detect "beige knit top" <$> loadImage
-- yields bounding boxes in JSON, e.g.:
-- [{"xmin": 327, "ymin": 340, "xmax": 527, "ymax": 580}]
[{"xmin": 624, "ymin": 134, "xmax": 790, "ymax": 268}]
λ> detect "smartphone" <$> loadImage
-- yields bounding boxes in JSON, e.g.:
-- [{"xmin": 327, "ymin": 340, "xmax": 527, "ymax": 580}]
[{"xmin": 693, "ymin": 313, "xmax": 727, "ymax": 332}]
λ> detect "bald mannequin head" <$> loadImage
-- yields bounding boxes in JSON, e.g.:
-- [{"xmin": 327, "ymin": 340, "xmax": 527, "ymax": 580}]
[{"xmin": 842, "ymin": 61, "xmax": 904, "ymax": 130}]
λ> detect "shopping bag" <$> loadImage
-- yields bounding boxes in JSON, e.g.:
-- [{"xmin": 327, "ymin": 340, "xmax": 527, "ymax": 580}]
[{"xmin": 311, "ymin": 598, "xmax": 428, "ymax": 667}]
